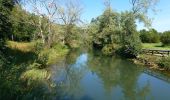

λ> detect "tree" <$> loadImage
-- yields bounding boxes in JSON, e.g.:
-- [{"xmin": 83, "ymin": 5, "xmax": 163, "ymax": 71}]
[
  {"xmin": 119, "ymin": 11, "xmax": 142, "ymax": 58},
  {"xmin": 0, "ymin": 0, "xmax": 14, "ymax": 48},
  {"xmin": 10, "ymin": 5, "xmax": 37, "ymax": 41},
  {"xmin": 161, "ymin": 31, "xmax": 170, "ymax": 45},
  {"xmin": 90, "ymin": 9, "xmax": 120, "ymax": 49},
  {"xmin": 140, "ymin": 28, "xmax": 160, "ymax": 43},
  {"xmin": 129, "ymin": 0, "xmax": 159, "ymax": 27},
  {"xmin": 57, "ymin": 0, "xmax": 83, "ymax": 46},
  {"xmin": 25, "ymin": 0, "xmax": 58, "ymax": 46}
]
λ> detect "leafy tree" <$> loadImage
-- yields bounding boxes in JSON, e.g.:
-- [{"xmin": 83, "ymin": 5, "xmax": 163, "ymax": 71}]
[
  {"xmin": 57, "ymin": 0, "xmax": 83, "ymax": 47},
  {"xmin": 90, "ymin": 9, "xmax": 120, "ymax": 50},
  {"xmin": 140, "ymin": 29, "xmax": 160, "ymax": 43},
  {"xmin": 0, "ymin": 0, "xmax": 14, "ymax": 48},
  {"xmin": 89, "ymin": 10, "xmax": 142, "ymax": 57},
  {"xmin": 10, "ymin": 5, "xmax": 37, "ymax": 41},
  {"xmin": 119, "ymin": 12, "xmax": 142, "ymax": 58},
  {"xmin": 161, "ymin": 31, "xmax": 170, "ymax": 45}
]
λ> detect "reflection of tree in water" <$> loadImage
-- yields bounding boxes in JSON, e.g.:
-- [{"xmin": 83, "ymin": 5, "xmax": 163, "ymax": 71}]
[
  {"xmin": 52, "ymin": 50, "xmax": 88, "ymax": 100},
  {"xmin": 88, "ymin": 54, "xmax": 121, "ymax": 91},
  {"xmin": 88, "ymin": 52, "xmax": 151, "ymax": 100},
  {"xmin": 118, "ymin": 61, "xmax": 150, "ymax": 100}
]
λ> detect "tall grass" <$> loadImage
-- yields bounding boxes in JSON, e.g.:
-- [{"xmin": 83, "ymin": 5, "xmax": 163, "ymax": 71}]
[
  {"xmin": 20, "ymin": 69, "xmax": 50, "ymax": 85},
  {"xmin": 158, "ymin": 56, "xmax": 170, "ymax": 70},
  {"xmin": 6, "ymin": 41, "xmax": 35, "ymax": 52}
]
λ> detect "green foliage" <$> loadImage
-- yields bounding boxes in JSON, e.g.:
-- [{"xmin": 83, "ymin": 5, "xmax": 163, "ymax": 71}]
[
  {"xmin": 118, "ymin": 12, "xmax": 142, "ymax": 58},
  {"xmin": 35, "ymin": 43, "xmax": 69, "ymax": 67},
  {"xmin": 140, "ymin": 29, "xmax": 160, "ymax": 43},
  {"xmin": 89, "ymin": 10, "xmax": 142, "ymax": 58},
  {"xmin": 102, "ymin": 44, "xmax": 119, "ymax": 56},
  {"xmin": 10, "ymin": 5, "xmax": 37, "ymax": 41},
  {"xmin": 161, "ymin": 31, "xmax": 170, "ymax": 45},
  {"xmin": 34, "ymin": 40, "xmax": 44, "ymax": 54},
  {"xmin": 36, "ymin": 51, "xmax": 49, "ymax": 68},
  {"xmin": 89, "ymin": 9, "xmax": 121, "ymax": 49},
  {"xmin": 0, "ymin": 0, "xmax": 14, "ymax": 47},
  {"xmin": 119, "ymin": 32, "xmax": 142, "ymax": 58},
  {"xmin": 158, "ymin": 56, "xmax": 170, "ymax": 70}
]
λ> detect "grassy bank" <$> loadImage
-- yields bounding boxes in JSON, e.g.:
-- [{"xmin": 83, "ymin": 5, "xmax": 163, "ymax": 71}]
[
  {"xmin": 6, "ymin": 41, "xmax": 36, "ymax": 52},
  {"xmin": 6, "ymin": 41, "xmax": 69, "ymax": 65},
  {"xmin": 133, "ymin": 43, "xmax": 170, "ymax": 72},
  {"xmin": 4, "ymin": 40, "xmax": 69, "ymax": 87},
  {"xmin": 38, "ymin": 44, "xmax": 69, "ymax": 65},
  {"xmin": 142, "ymin": 43, "xmax": 170, "ymax": 50}
]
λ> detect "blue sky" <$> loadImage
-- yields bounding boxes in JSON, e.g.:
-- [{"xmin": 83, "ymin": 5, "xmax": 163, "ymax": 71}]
[{"xmin": 81, "ymin": 0, "xmax": 170, "ymax": 32}]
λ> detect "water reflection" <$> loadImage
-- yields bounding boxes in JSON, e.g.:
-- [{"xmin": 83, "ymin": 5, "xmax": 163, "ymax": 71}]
[
  {"xmin": 50, "ymin": 50, "xmax": 170, "ymax": 100},
  {"xmin": 50, "ymin": 51, "xmax": 88, "ymax": 100},
  {"xmin": 2, "ymin": 49, "xmax": 170, "ymax": 100}
]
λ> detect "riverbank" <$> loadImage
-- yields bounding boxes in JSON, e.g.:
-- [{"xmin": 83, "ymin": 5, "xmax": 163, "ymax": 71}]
[
  {"xmin": 132, "ymin": 43, "xmax": 170, "ymax": 73},
  {"xmin": 133, "ymin": 53, "xmax": 170, "ymax": 74},
  {"xmin": 6, "ymin": 41, "xmax": 69, "ymax": 65},
  {"xmin": 1, "ymin": 40, "xmax": 70, "ymax": 99}
]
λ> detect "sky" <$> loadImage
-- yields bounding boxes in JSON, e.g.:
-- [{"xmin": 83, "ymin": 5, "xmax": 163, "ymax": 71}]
[{"xmin": 81, "ymin": 0, "xmax": 170, "ymax": 32}]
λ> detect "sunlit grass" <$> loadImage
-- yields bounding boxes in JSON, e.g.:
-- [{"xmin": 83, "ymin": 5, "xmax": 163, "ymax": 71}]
[
  {"xmin": 6, "ymin": 41, "xmax": 35, "ymax": 52},
  {"xmin": 142, "ymin": 43, "xmax": 170, "ymax": 50},
  {"xmin": 20, "ymin": 68, "xmax": 50, "ymax": 85},
  {"xmin": 41, "ymin": 44, "xmax": 69, "ymax": 65},
  {"xmin": 6, "ymin": 41, "xmax": 69, "ymax": 65}
]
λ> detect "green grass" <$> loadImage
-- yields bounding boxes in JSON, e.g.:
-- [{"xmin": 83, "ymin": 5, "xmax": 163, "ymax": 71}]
[
  {"xmin": 6, "ymin": 41, "xmax": 69, "ymax": 65},
  {"xmin": 40, "ymin": 44, "xmax": 69, "ymax": 65},
  {"xmin": 142, "ymin": 43, "xmax": 170, "ymax": 50},
  {"xmin": 20, "ymin": 68, "xmax": 50, "ymax": 85}
]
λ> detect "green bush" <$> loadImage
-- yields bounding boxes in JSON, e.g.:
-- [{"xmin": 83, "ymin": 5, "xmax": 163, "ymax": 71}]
[
  {"xmin": 161, "ymin": 31, "xmax": 170, "ymax": 45},
  {"xmin": 140, "ymin": 29, "xmax": 160, "ymax": 43},
  {"xmin": 158, "ymin": 56, "xmax": 170, "ymax": 70},
  {"xmin": 119, "ymin": 33, "xmax": 142, "ymax": 58},
  {"xmin": 36, "ymin": 51, "xmax": 49, "ymax": 68},
  {"xmin": 102, "ymin": 44, "xmax": 119, "ymax": 55},
  {"xmin": 34, "ymin": 40, "xmax": 44, "ymax": 54}
]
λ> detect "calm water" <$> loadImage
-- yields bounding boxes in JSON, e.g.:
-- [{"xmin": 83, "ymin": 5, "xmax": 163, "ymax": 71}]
[
  {"xmin": 1, "ymin": 49, "xmax": 170, "ymax": 100},
  {"xmin": 47, "ymin": 50, "xmax": 170, "ymax": 100}
]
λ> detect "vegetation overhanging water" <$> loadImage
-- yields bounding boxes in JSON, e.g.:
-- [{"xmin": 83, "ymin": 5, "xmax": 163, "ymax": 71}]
[{"xmin": 1, "ymin": 0, "xmax": 170, "ymax": 100}]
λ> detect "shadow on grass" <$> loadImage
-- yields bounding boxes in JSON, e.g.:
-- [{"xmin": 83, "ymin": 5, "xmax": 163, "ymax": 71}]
[
  {"xmin": 4, "ymin": 47, "xmax": 37, "ymax": 65},
  {"xmin": 0, "ymin": 48, "xmax": 37, "ymax": 100},
  {"xmin": 155, "ymin": 45, "xmax": 163, "ymax": 47}
]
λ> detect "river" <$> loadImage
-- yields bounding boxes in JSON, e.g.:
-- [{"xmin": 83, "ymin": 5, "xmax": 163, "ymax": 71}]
[
  {"xmin": 1, "ymin": 49, "xmax": 170, "ymax": 100},
  {"xmin": 47, "ymin": 50, "xmax": 170, "ymax": 100}
]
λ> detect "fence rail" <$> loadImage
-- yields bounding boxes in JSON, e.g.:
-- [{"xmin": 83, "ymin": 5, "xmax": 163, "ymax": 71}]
[{"xmin": 142, "ymin": 49, "xmax": 170, "ymax": 56}]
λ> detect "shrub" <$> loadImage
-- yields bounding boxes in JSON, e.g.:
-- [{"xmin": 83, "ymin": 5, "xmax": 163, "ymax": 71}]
[
  {"xmin": 34, "ymin": 40, "xmax": 44, "ymax": 54},
  {"xmin": 36, "ymin": 50, "xmax": 49, "ymax": 68},
  {"xmin": 102, "ymin": 44, "xmax": 119, "ymax": 55},
  {"xmin": 119, "ymin": 31, "xmax": 142, "ymax": 58},
  {"xmin": 158, "ymin": 56, "xmax": 170, "ymax": 70},
  {"xmin": 161, "ymin": 31, "xmax": 170, "ymax": 45}
]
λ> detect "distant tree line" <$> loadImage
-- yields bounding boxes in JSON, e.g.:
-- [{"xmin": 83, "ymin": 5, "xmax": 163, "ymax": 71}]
[
  {"xmin": 139, "ymin": 29, "xmax": 170, "ymax": 46},
  {"xmin": 139, "ymin": 29, "xmax": 160, "ymax": 43}
]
